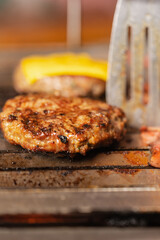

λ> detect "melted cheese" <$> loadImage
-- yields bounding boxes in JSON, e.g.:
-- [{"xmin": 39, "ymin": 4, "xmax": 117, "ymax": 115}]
[{"xmin": 21, "ymin": 53, "xmax": 108, "ymax": 84}]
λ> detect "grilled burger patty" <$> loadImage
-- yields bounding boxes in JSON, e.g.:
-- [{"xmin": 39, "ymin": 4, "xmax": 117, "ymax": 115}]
[{"xmin": 0, "ymin": 94, "xmax": 127, "ymax": 155}]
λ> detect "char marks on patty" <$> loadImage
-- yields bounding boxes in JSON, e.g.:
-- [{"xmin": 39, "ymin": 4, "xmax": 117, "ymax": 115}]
[{"xmin": 0, "ymin": 94, "xmax": 127, "ymax": 155}]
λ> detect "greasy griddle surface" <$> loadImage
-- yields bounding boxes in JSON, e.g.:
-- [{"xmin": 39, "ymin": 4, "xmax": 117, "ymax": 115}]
[{"xmin": 0, "ymin": 87, "xmax": 155, "ymax": 189}]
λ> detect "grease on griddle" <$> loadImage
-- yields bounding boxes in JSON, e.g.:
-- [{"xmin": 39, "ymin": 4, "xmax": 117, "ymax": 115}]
[
  {"xmin": 113, "ymin": 168, "xmax": 141, "ymax": 176},
  {"xmin": 123, "ymin": 151, "xmax": 148, "ymax": 166}
]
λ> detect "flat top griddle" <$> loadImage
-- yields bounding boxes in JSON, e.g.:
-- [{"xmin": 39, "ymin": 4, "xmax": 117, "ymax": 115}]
[
  {"xmin": 0, "ymin": 87, "xmax": 153, "ymax": 189},
  {"xmin": 0, "ymin": 47, "xmax": 159, "ymax": 228}
]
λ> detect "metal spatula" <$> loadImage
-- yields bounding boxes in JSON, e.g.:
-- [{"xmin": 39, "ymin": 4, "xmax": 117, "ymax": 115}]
[{"xmin": 107, "ymin": 0, "xmax": 160, "ymax": 127}]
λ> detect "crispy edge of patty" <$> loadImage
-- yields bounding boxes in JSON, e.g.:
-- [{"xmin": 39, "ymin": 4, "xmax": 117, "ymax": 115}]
[
  {"xmin": 13, "ymin": 65, "xmax": 105, "ymax": 98},
  {"xmin": 0, "ymin": 95, "xmax": 127, "ymax": 155}
]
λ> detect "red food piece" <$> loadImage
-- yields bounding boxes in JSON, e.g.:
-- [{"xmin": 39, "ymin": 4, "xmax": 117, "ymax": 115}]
[{"xmin": 140, "ymin": 126, "xmax": 160, "ymax": 167}]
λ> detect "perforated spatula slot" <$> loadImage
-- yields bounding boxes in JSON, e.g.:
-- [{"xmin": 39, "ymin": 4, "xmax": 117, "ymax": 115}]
[{"xmin": 107, "ymin": 0, "xmax": 160, "ymax": 127}]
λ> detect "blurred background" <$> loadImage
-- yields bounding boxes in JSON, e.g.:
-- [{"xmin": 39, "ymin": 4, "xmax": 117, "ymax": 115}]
[
  {"xmin": 0, "ymin": 0, "xmax": 117, "ymax": 47},
  {"xmin": 0, "ymin": 0, "xmax": 117, "ymax": 86}
]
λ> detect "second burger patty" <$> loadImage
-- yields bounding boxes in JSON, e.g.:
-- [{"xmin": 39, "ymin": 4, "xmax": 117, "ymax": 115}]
[
  {"xmin": 0, "ymin": 94, "xmax": 127, "ymax": 155},
  {"xmin": 14, "ymin": 71, "xmax": 106, "ymax": 98}
]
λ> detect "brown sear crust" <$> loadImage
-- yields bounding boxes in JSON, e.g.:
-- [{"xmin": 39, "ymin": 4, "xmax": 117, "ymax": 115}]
[
  {"xmin": 0, "ymin": 94, "xmax": 127, "ymax": 155},
  {"xmin": 13, "ymin": 65, "xmax": 105, "ymax": 98}
]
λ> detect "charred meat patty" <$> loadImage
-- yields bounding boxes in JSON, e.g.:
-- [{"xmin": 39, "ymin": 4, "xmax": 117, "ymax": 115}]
[{"xmin": 0, "ymin": 94, "xmax": 127, "ymax": 155}]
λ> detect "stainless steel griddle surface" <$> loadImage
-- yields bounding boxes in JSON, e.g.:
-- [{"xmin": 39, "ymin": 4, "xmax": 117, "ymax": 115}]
[
  {"xmin": 0, "ymin": 86, "xmax": 155, "ymax": 189},
  {"xmin": 0, "ymin": 47, "xmax": 160, "ymax": 228}
]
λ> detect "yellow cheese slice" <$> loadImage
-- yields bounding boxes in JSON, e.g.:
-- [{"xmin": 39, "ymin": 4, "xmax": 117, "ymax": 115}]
[{"xmin": 21, "ymin": 53, "xmax": 108, "ymax": 85}]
